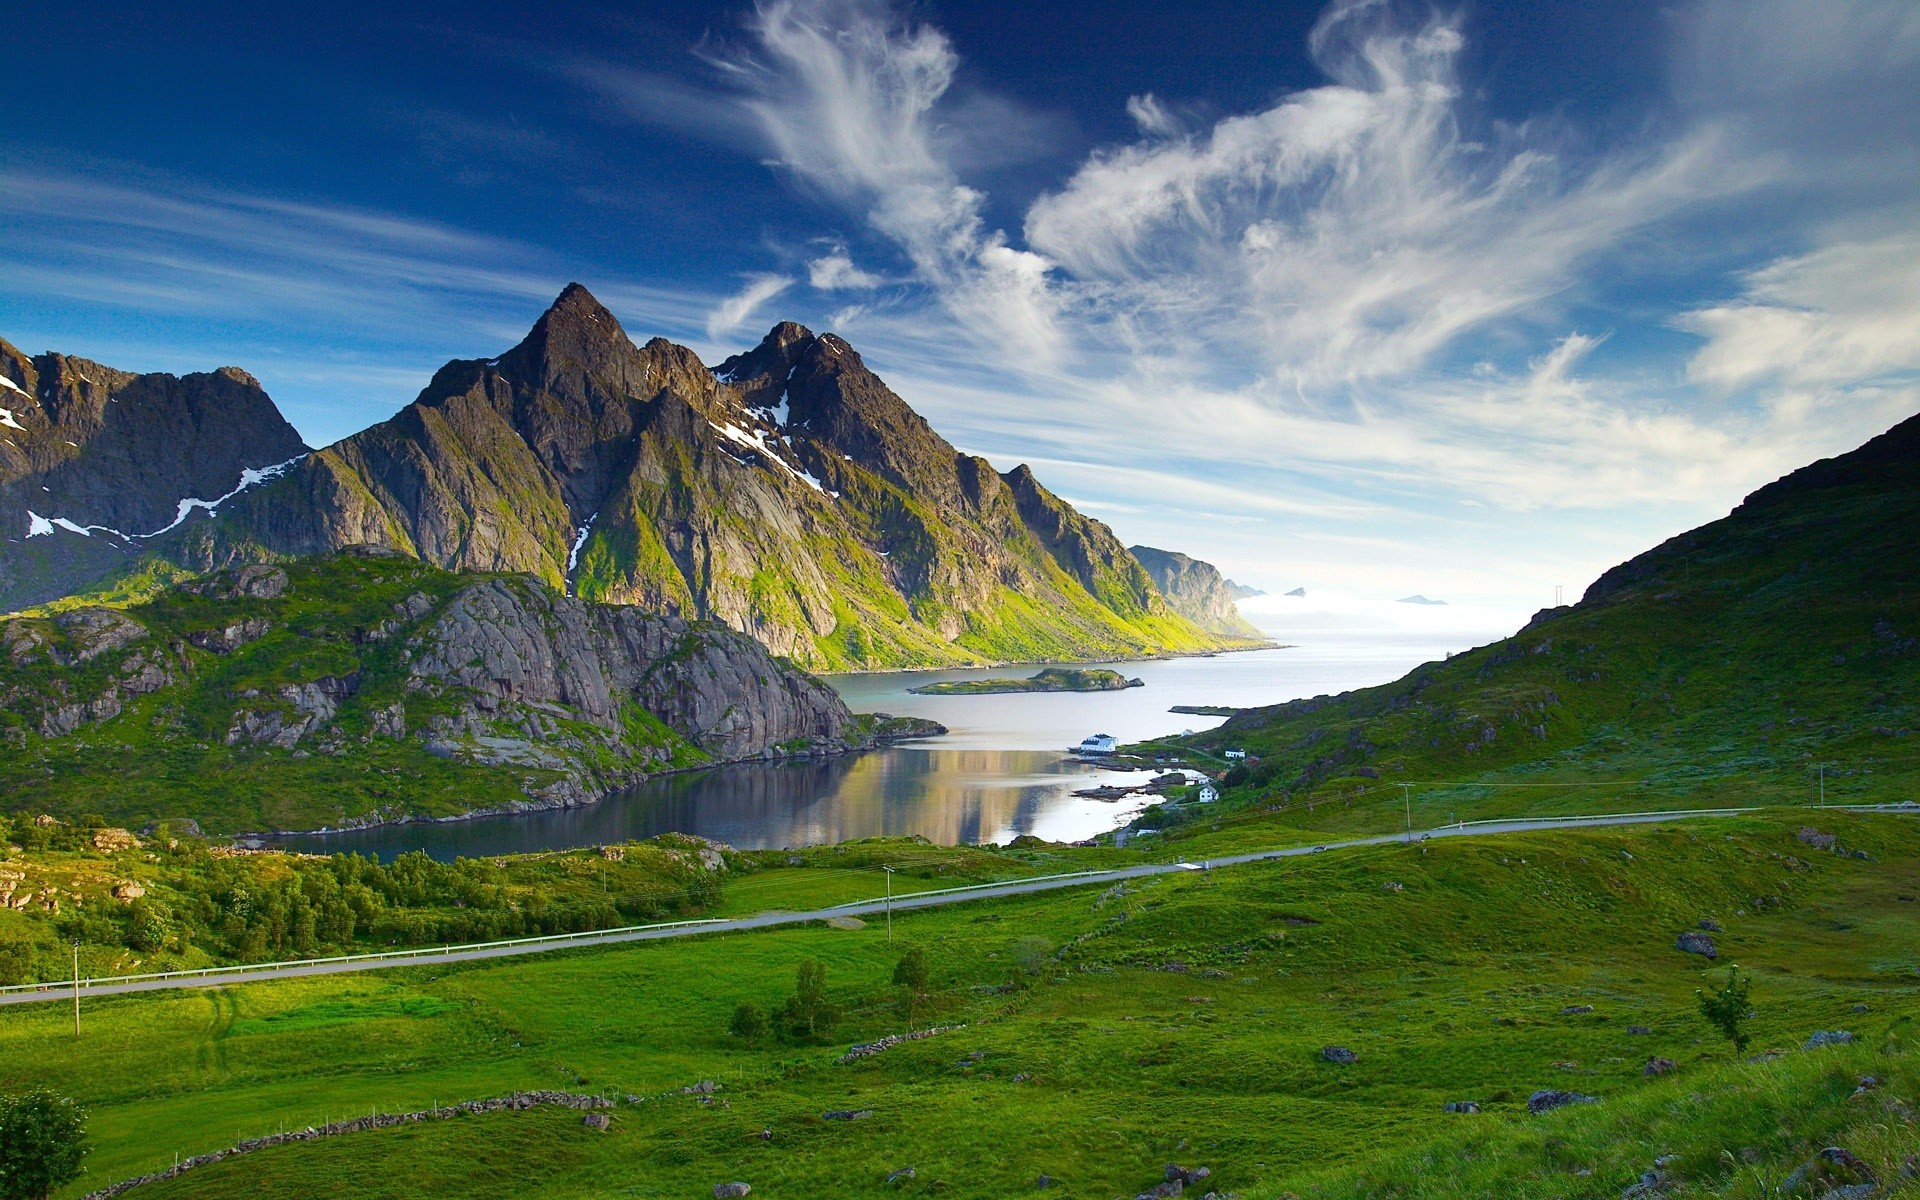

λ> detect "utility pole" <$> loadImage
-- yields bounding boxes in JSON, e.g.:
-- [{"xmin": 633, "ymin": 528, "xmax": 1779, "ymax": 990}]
[
  {"xmin": 1400, "ymin": 784, "xmax": 1413, "ymax": 843},
  {"xmin": 882, "ymin": 866, "xmax": 895, "ymax": 943},
  {"xmin": 72, "ymin": 941, "xmax": 81, "ymax": 1039},
  {"xmin": 1818, "ymin": 763, "xmax": 1826, "ymax": 807}
]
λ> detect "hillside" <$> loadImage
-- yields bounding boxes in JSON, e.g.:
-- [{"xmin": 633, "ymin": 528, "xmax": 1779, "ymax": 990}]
[
  {"xmin": 1171, "ymin": 410, "xmax": 1920, "ymax": 828},
  {"xmin": 1128, "ymin": 544, "xmax": 1268, "ymax": 640},
  {"xmin": 0, "ymin": 338, "xmax": 308, "ymax": 609},
  {"xmin": 0, "ymin": 551, "xmax": 927, "ymax": 834},
  {"xmin": 3, "ymin": 809, "xmax": 1913, "ymax": 1199},
  {"xmin": 4, "ymin": 287, "xmax": 1238, "ymax": 670}
]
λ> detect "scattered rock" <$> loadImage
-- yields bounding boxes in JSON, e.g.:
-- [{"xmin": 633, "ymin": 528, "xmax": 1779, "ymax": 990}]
[
  {"xmin": 1675, "ymin": 930, "xmax": 1718, "ymax": 958},
  {"xmin": 1781, "ymin": 1147, "xmax": 1875, "ymax": 1195},
  {"xmin": 1034, "ymin": 1174, "xmax": 1055, "ymax": 1188},
  {"xmin": 1561, "ymin": 1004, "xmax": 1594, "ymax": 1015},
  {"xmin": 1165, "ymin": 1164, "xmax": 1211, "ymax": 1187},
  {"xmin": 1698, "ymin": 917, "xmax": 1722, "ymax": 932},
  {"xmin": 826, "ymin": 915, "xmax": 867, "ymax": 930},
  {"xmin": 886, "ymin": 1167, "xmax": 917, "ymax": 1186},
  {"xmin": 1528, "ymin": 1089, "xmax": 1598, "ymax": 1115},
  {"xmin": 1627, "ymin": 1025, "xmax": 1653, "ymax": 1035},
  {"xmin": 1320, "ymin": 1046, "xmax": 1357, "ymax": 1065},
  {"xmin": 581, "ymin": 1113, "xmax": 610, "ymax": 1129},
  {"xmin": 1442, "ymin": 1101, "xmax": 1480, "ymax": 1113},
  {"xmin": 1381, "ymin": 881, "xmax": 1403, "ymax": 892},
  {"xmin": 682, "ymin": 1080, "xmax": 721, "ymax": 1095},
  {"xmin": 822, "ymin": 1109, "xmax": 873, "ymax": 1121},
  {"xmin": 1644, "ymin": 1057, "xmax": 1678, "ymax": 1077},
  {"xmin": 1851, "ymin": 1003, "xmax": 1869, "ymax": 1013},
  {"xmin": 1797, "ymin": 827, "xmax": 1838, "ymax": 850},
  {"xmin": 1804, "ymin": 1030, "xmax": 1855, "ymax": 1051},
  {"xmin": 713, "ymin": 1185, "xmax": 752, "ymax": 1199}
]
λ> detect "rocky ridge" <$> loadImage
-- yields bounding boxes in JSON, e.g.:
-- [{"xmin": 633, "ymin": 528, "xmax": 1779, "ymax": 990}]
[
  {"xmin": 8, "ymin": 287, "xmax": 1236, "ymax": 669},
  {"xmin": 1128, "ymin": 545, "xmax": 1267, "ymax": 640},
  {"xmin": 0, "ymin": 336, "xmax": 309, "ymax": 608}
]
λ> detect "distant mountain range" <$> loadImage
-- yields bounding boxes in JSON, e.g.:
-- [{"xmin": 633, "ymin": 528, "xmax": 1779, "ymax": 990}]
[{"xmin": 2, "ymin": 285, "xmax": 1258, "ymax": 669}]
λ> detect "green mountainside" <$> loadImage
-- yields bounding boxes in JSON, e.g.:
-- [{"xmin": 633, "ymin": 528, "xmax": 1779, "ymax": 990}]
[
  {"xmin": 0, "ymin": 551, "xmax": 922, "ymax": 835},
  {"xmin": 7, "ymin": 286, "xmax": 1238, "ymax": 670},
  {"xmin": 1165, "ymin": 410, "xmax": 1920, "ymax": 828}
]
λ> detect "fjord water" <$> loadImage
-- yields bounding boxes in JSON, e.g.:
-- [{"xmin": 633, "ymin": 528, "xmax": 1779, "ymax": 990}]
[{"xmin": 271, "ymin": 632, "xmax": 1500, "ymax": 860}]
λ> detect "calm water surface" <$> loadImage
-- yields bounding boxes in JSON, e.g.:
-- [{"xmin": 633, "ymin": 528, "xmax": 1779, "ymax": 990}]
[{"xmin": 267, "ymin": 631, "xmax": 1501, "ymax": 861}]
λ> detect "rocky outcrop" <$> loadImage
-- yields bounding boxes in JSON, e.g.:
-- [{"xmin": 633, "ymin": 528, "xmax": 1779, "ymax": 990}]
[
  {"xmin": 0, "ymin": 554, "xmax": 907, "ymax": 826},
  {"xmin": 1129, "ymin": 545, "xmax": 1267, "ymax": 640}
]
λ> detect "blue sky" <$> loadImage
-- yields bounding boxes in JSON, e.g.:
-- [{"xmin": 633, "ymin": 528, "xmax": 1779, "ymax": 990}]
[{"xmin": 3, "ymin": 0, "xmax": 1917, "ymax": 633}]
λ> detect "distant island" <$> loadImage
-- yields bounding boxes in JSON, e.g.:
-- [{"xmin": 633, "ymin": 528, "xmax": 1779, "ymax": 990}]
[
  {"xmin": 1169, "ymin": 704, "xmax": 1239, "ymax": 716},
  {"xmin": 1398, "ymin": 594, "xmax": 1448, "ymax": 606},
  {"xmin": 910, "ymin": 667, "xmax": 1144, "ymax": 695}
]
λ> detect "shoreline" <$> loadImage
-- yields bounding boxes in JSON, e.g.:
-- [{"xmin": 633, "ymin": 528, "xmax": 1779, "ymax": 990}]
[{"xmin": 821, "ymin": 639, "xmax": 1287, "ymax": 678}]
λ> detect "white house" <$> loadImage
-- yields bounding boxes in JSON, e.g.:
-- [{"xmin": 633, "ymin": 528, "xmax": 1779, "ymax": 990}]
[
  {"xmin": 1197, "ymin": 783, "xmax": 1219, "ymax": 803},
  {"xmin": 1223, "ymin": 749, "xmax": 1247, "ymax": 760},
  {"xmin": 1076, "ymin": 733, "xmax": 1118, "ymax": 756}
]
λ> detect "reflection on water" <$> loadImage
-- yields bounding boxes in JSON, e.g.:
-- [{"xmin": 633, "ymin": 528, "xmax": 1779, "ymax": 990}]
[
  {"xmin": 262, "ymin": 633, "xmax": 1509, "ymax": 863},
  {"xmin": 262, "ymin": 749, "xmax": 1160, "ymax": 862}
]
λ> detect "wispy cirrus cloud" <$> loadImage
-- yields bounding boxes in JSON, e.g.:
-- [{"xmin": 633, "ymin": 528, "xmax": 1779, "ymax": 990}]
[{"xmin": 706, "ymin": 273, "xmax": 794, "ymax": 338}]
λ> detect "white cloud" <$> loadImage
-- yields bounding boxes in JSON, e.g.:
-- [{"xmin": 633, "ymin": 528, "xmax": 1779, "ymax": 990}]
[
  {"xmin": 705, "ymin": 273, "xmax": 794, "ymax": 338},
  {"xmin": 1681, "ymin": 231, "xmax": 1920, "ymax": 393},
  {"xmin": 807, "ymin": 248, "xmax": 883, "ymax": 290}
]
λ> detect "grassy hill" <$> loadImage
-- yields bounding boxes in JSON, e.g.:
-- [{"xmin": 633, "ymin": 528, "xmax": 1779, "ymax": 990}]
[
  {"xmin": 1, "ymin": 809, "xmax": 1913, "ymax": 1199},
  {"xmin": 1153, "ymin": 412, "xmax": 1920, "ymax": 836}
]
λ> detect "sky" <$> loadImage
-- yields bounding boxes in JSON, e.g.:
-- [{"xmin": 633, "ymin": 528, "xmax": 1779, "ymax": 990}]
[{"xmin": 3, "ymin": 0, "xmax": 1917, "ymax": 634}]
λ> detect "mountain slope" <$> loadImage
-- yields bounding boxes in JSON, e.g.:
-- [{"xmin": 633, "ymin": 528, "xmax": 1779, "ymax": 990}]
[
  {"xmin": 0, "ymin": 551, "xmax": 923, "ymax": 834},
  {"xmin": 1128, "ymin": 544, "xmax": 1268, "ymax": 640},
  {"xmin": 0, "ymin": 337, "xmax": 309, "ymax": 609},
  {"xmin": 1179, "ymin": 410, "xmax": 1920, "ymax": 819},
  {"xmin": 53, "ymin": 285, "xmax": 1232, "ymax": 669}
]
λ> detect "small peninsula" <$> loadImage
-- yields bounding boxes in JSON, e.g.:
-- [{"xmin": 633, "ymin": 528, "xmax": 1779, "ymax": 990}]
[{"xmin": 909, "ymin": 667, "xmax": 1144, "ymax": 695}]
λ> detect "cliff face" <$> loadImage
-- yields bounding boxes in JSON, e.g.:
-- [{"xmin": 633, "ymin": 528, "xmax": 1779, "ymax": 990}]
[
  {"xmin": 0, "ymin": 553, "xmax": 892, "ymax": 833},
  {"xmin": 1128, "ymin": 545, "xmax": 1267, "ymax": 640},
  {"xmin": 0, "ymin": 337, "xmax": 310, "ymax": 610},
  {"xmin": 18, "ymin": 286, "xmax": 1233, "ymax": 669}
]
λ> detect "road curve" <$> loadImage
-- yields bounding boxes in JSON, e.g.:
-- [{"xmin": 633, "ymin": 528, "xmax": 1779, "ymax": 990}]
[{"xmin": 3, "ymin": 805, "xmax": 1908, "ymax": 1007}]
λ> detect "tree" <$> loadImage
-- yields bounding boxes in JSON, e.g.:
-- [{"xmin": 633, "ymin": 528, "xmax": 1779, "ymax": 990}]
[
  {"xmin": 1696, "ymin": 965, "xmax": 1754, "ymax": 1054},
  {"xmin": 778, "ymin": 959, "xmax": 837, "ymax": 1041},
  {"xmin": 0, "ymin": 1090, "xmax": 90, "ymax": 1200},
  {"xmin": 728, "ymin": 1000, "xmax": 768, "ymax": 1045},
  {"xmin": 892, "ymin": 946, "xmax": 929, "ymax": 1030}
]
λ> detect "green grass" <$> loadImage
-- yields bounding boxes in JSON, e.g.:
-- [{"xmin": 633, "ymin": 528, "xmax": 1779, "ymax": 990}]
[{"xmin": 3, "ymin": 810, "xmax": 1913, "ymax": 1199}]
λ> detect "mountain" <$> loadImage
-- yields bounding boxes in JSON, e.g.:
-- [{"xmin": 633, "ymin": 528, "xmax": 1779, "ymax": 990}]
[
  {"xmin": 6, "ymin": 286, "xmax": 1234, "ymax": 669},
  {"xmin": 1226, "ymin": 580, "xmax": 1266, "ymax": 600},
  {"xmin": 1397, "ymin": 594, "xmax": 1447, "ymax": 605},
  {"xmin": 1128, "ymin": 545, "xmax": 1268, "ymax": 640},
  {"xmin": 0, "ymin": 337, "xmax": 308, "ymax": 608},
  {"xmin": 0, "ymin": 551, "xmax": 933, "ymax": 834},
  {"xmin": 1188, "ymin": 411, "xmax": 1920, "ymax": 814}
]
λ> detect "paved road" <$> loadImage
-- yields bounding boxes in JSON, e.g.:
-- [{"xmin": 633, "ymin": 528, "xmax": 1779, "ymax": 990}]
[{"xmin": 4, "ymin": 804, "xmax": 1909, "ymax": 1007}]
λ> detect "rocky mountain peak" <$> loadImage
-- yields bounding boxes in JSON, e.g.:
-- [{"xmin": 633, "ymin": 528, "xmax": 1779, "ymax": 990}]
[{"xmin": 494, "ymin": 283, "xmax": 648, "ymax": 404}]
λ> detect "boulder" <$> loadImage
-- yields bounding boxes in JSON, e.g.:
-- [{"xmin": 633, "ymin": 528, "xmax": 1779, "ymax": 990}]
[
  {"xmin": 1442, "ymin": 1101, "xmax": 1480, "ymax": 1113},
  {"xmin": 1797, "ymin": 827, "xmax": 1838, "ymax": 850},
  {"xmin": 1675, "ymin": 931, "xmax": 1718, "ymax": 958},
  {"xmin": 1166, "ymin": 1164, "xmax": 1211, "ymax": 1187},
  {"xmin": 1781, "ymin": 1147, "xmax": 1875, "ymax": 1195},
  {"xmin": 822, "ymin": 1109, "xmax": 873, "ymax": 1121},
  {"xmin": 1804, "ymin": 1030, "xmax": 1854, "ymax": 1050},
  {"xmin": 581, "ymin": 1113, "xmax": 610, "ymax": 1129},
  {"xmin": 1644, "ymin": 1057, "xmax": 1678, "ymax": 1077},
  {"xmin": 1627, "ymin": 1025, "xmax": 1653, "ymax": 1035},
  {"xmin": 1320, "ymin": 1046, "xmax": 1357, "ymax": 1065},
  {"xmin": 1560, "ymin": 1004, "xmax": 1594, "ymax": 1015},
  {"xmin": 713, "ymin": 1185, "xmax": 752, "ymax": 1199},
  {"xmin": 1527, "ymin": 1089, "xmax": 1598, "ymax": 1115},
  {"xmin": 1698, "ymin": 917, "xmax": 1722, "ymax": 932}
]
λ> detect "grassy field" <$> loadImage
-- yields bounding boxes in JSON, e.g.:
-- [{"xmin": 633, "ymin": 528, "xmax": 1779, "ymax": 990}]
[{"xmin": 4, "ymin": 808, "xmax": 1914, "ymax": 1199}]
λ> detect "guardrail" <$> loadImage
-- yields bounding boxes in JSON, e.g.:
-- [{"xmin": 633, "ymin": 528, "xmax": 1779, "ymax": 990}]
[
  {"xmin": 0, "ymin": 916, "xmax": 728, "ymax": 997},
  {"xmin": 6, "ymin": 801, "xmax": 1910, "ymax": 999}
]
